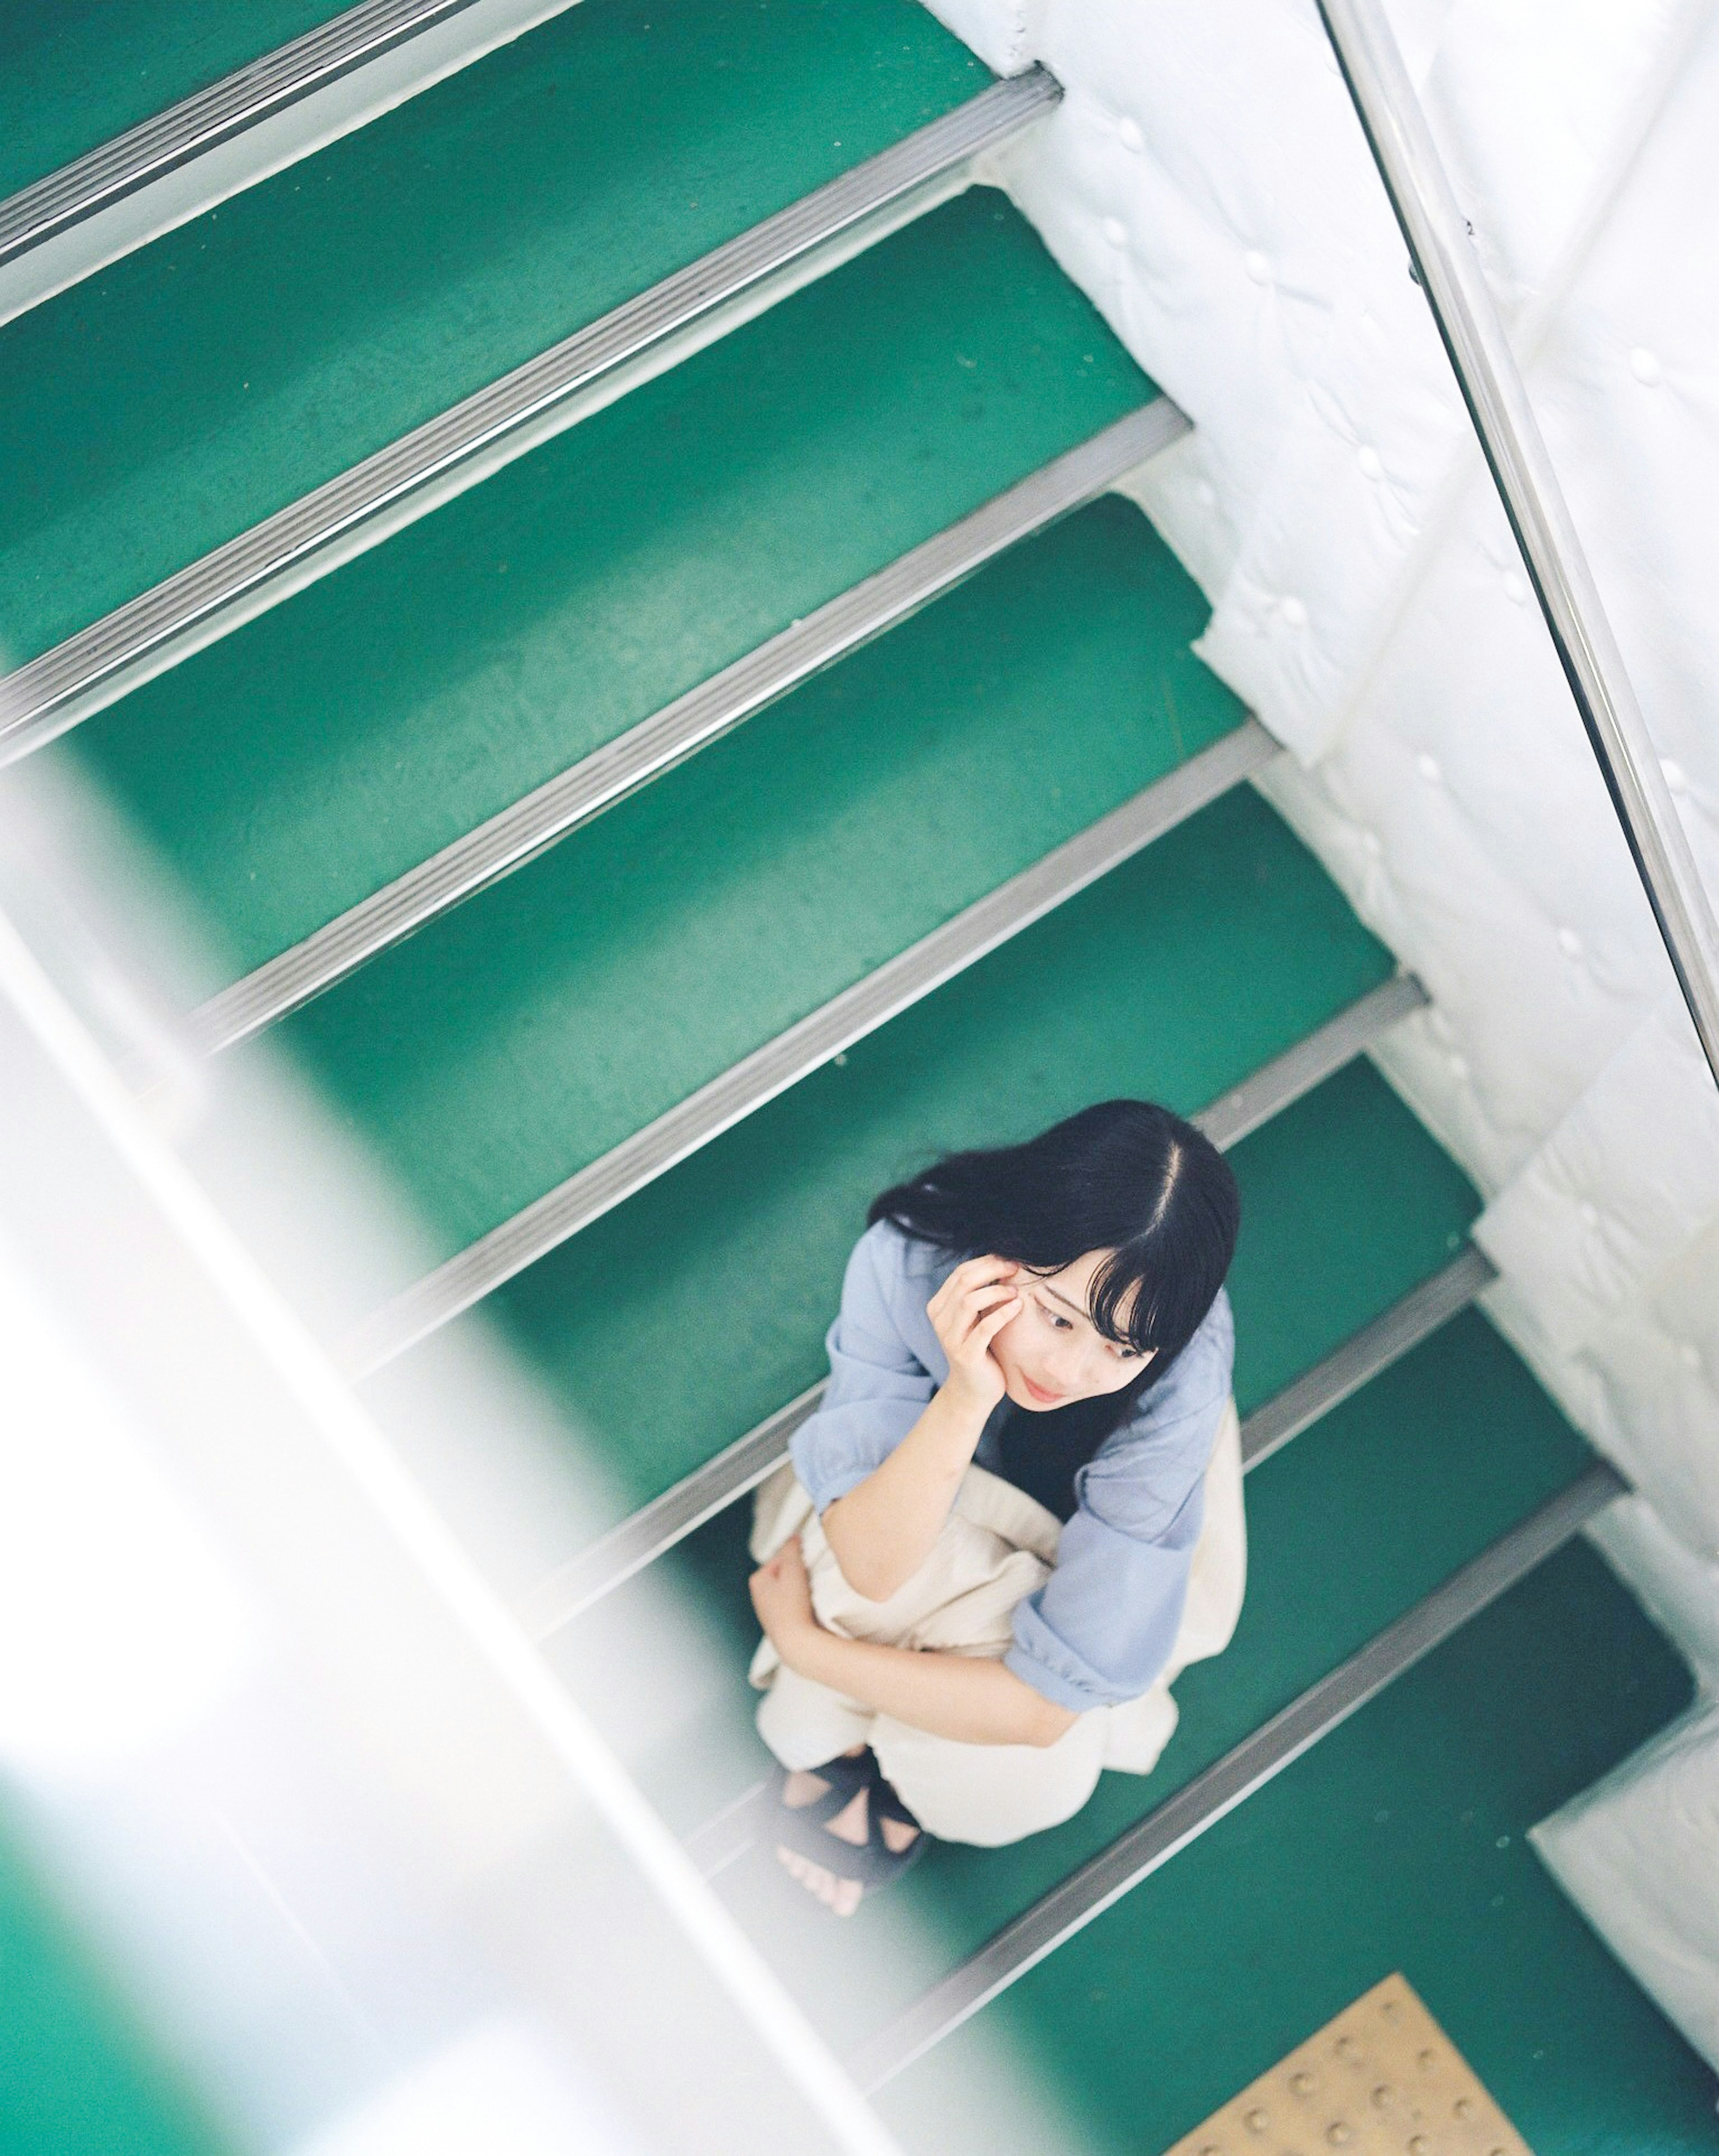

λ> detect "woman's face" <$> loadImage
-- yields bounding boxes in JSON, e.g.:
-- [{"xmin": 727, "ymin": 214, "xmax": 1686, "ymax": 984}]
[{"xmin": 989, "ymin": 1249, "xmax": 1154, "ymax": 1412}]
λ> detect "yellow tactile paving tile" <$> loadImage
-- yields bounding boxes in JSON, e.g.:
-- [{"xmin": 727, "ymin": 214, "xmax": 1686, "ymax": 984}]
[{"xmin": 1164, "ymin": 1972, "xmax": 1531, "ymax": 2156}]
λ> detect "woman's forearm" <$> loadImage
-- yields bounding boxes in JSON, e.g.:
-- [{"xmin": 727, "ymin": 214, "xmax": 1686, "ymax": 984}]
[
  {"xmin": 822, "ymin": 1386, "xmax": 988, "ymax": 1601},
  {"xmin": 785, "ymin": 1625, "xmax": 1077, "ymax": 1748}
]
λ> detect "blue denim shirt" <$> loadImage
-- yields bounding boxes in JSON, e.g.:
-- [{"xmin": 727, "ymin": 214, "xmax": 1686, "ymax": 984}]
[{"xmin": 790, "ymin": 1221, "xmax": 1235, "ymax": 1712}]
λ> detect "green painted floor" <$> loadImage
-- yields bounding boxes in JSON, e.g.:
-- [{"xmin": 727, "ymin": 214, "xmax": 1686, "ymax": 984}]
[
  {"xmin": 0, "ymin": 1806, "xmax": 223, "ymax": 2156},
  {"xmin": 0, "ymin": 0, "xmax": 987, "ymax": 661},
  {"xmin": 885, "ymin": 1538, "xmax": 1712, "ymax": 2156},
  {"xmin": 0, "ymin": 0, "xmax": 338, "ymax": 201},
  {"xmin": 68, "ymin": 194, "xmax": 1151, "ymax": 976}
]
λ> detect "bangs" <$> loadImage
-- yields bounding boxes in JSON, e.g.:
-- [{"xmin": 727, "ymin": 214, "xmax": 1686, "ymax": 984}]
[
  {"xmin": 1087, "ymin": 1242, "xmax": 1166, "ymax": 1357},
  {"xmin": 1087, "ymin": 1242, "xmax": 1208, "ymax": 1354}
]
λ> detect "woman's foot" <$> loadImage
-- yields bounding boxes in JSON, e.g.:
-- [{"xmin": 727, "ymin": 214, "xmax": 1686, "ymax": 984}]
[{"xmin": 775, "ymin": 1747, "xmax": 920, "ymax": 1916}]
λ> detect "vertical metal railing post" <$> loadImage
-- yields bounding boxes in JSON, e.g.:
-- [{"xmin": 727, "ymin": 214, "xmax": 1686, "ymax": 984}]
[{"xmin": 1316, "ymin": 0, "xmax": 1719, "ymax": 1091}]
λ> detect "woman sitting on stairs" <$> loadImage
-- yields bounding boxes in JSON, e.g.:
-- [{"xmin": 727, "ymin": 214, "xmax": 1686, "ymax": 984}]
[{"xmin": 747, "ymin": 1099, "xmax": 1246, "ymax": 1915}]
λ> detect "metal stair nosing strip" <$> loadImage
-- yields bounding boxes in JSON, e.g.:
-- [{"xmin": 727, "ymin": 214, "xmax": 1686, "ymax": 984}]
[
  {"xmin": 1239, "ymin": 1238, "xmax": 1497, "ymax": 1472},
  {"xmin": 850, "ymin": 1456, "xmax": 1629, "ymax": 2092},
  {"xmin": 192, "ymin": 399, "xmax": 1189, "ymax": 1052},
  {"xmin": 674, "ymin": 1234, "xmax": 1499, "ymax": 1882},
  {"xmin": 520, "ymin": 1384, "xmax": 835, "ymax": 1640},
  {"xmin": 0, "ymin": 69, "xmax": 1062, "ymax": 764},
  {"xmin": 1190, "ymin": 969, "xmax": 1428, "ymax": 1154},
  {"xmin": 0, "ymin": 0, "xmax": 517, "ymax": 268},
  {"xmin": 516, "ymin": 971, "xmax": 1443, "ymax": 1639},
  {"xmin": 344, "ymin": 717, "xmax": 1280, "ymax": 1378}
]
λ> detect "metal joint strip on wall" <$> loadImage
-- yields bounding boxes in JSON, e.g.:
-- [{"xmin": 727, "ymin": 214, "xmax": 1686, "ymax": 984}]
[{"xmin": 1317, "ymin": 0, "xmax": 1719, "ymax": 1088}]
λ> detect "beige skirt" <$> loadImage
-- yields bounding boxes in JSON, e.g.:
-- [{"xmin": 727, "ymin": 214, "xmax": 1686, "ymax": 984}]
[{"xmin": 748, "ymin": 1399, "xmax": 1245, "ymax": 1848}]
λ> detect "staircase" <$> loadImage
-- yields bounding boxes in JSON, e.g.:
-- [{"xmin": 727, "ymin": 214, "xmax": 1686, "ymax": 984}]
[{"xmin": 2, "ymin": 2, "xmax": 1711, "ymax": 2149}]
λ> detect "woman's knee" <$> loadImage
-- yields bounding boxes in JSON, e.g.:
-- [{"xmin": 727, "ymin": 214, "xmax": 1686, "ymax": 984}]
[{"xmin": 869, "ymin": 1714, "xmax": 1107, "ymax": 1847}]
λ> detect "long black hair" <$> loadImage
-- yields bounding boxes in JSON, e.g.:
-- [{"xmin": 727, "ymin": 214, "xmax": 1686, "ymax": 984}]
[{"xmin": 869, "ymin": 1101, "xmax": 1240, "ymax": 1516}]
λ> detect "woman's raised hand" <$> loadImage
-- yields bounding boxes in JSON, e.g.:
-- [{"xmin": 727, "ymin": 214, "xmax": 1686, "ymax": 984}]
[{"xmin": 927, "ymin": 1256, "xmax": 1022, "ymax": 1416}]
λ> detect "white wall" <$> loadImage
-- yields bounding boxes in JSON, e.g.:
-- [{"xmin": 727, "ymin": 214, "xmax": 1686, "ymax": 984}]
[{"xmin": 929, "ymin": 0, "xmax": 1719, "ymax": 2071}]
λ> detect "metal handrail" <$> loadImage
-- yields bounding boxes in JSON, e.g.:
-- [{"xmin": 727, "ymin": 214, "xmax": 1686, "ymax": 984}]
[{"xmin": 1317, "ymin": 0, "xmax": 1719, "ymax": 1090}]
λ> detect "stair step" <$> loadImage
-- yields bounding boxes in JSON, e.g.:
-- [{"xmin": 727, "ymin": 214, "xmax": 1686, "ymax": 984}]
[
  {"xmin": 671, "ymin": 1304, "xmax": 1600, "ymax": 2063},
  {"xmin": 0, "ymin": 0, "xmax": 994, "ymax": 678},
  {"xmin": 0, "ymin": 0, "xmax": 577, "ymax": 324},
  {"xmin": 1195, "ymin": 971, "xmax": 1429, "ymax": 1155},
  {"xmin": 219, "ymin": 485, "xmax": 1227, "ymax": 1307},
  {"xmin": 855, "ymin": 1461, "xmax": 1627, "ymax": 2087},
  {"xmin": 362, "ymin": 789, "xmax": 1423, "ymax": 1525},
  {"xmin": 58, "ymin": 192, "xmax": 1151, "ymax": 977},
  {"xmin": 192, "ymin": 401, "xmax": 1183, "ymax": 1050},
  {"xmin": 672, "ymin": 1260, "xmax": 1505, "ymax": 1884},
  {"xmin": 0, "ymin": 0, "xmax": 343, "ymax": 206},
  {"xmin": 516, "ymin": 975, "xmax": 1438, "ymax": 1637},
  {"xmin": 1224, "ymin": 1062, "xmax": 1479, "ymax": 1408},
  {"xmin": 873, "ymin": 1537, "xmax": 1705, "ymax": 2155},
  {"xmin": 1239, "ymin": 1238, "xmax": 1494, "ymax": 1469},
  {"xmin": 346, "ymin": 720, "xmax": 1274, "ymax": 1370}
]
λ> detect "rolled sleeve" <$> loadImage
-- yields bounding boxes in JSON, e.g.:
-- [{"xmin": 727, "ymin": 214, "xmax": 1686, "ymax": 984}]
[
  {"xmin": 1073, "ymin": 1291, "xmax": 1233, "ymax": 1536},
  {"xmin": 1005, "ymin": 1482, "xmax": 1204, "ymax": 1711},
  {"xmin": 1007, "ymin": 1290, "xmax": 1233, "ymax": 1711},
  {"xmin": 789, "ymin": 1228, "xmax": 936, "ymax": 1510}
]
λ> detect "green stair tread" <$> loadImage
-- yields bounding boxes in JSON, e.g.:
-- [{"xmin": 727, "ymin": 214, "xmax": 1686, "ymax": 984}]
[
  {"xmin": 853, "ymin": 1309, "xmax": 1586, "ymax": 1986},
  {"xmin": 0, "ymin": 1804, "xmax": 227, "ymax": 2156},
  {"xmin": 372, "ymin": 787, "xmax": 1408, "ymax": 1522},
  {"xmin": 1221, "ymin": 1054, "xmax": 1477, "ymax": 1411},
  {"xmin": 552, "ymin": 1219, "xmax": 1548, "ymax": 2045},
  {"xmin": 651, "ymin": 1320, "xmax": 1621, "ymax": 2067},
  {"xmin": 68, "ymin": 193, "xmax": 1150, "ymax": 969},
  {"xmin": 0, "ymin": 0, "xmax": 338, "ymax": 202},
  {"xmin": 268, "ymin": 493, "xmax": 1217, "ymax": 1254},
  {"xmin": 0, "ymin": 0, "xmax": 990, "ymax": 660},
  {"xmin": 888, "ymin": 1539, "xmax": 1710, "ymax": 2156}
]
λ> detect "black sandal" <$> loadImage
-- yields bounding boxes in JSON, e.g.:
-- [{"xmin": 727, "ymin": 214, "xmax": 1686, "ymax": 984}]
[{"xmin": 770, "ymin": 1750, "xmax": 927, "ymax": 1903}]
